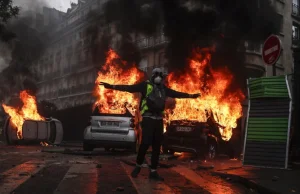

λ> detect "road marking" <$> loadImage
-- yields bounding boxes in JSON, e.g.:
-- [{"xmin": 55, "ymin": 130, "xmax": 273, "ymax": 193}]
[
  {"xmin": 121, "ymin": 162, "xmax": 174, "ymax": 194},
  {"xmin": 171, "ymin": 165, "xmax": 232, "ymax": 194},
  {"xmin": 0, "ymin": 160, "xmax": 45, "ymax": 194},
  {"xmin": 54, "ymin": 164, "xmax": 98, "ymax": 194}
]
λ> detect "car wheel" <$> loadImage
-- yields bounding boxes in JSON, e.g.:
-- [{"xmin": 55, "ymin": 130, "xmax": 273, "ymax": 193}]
[
  {"xmin": 83, "ymin": 143, "xmax": 94, "ymax": 151},
  {"xmin": 206, "ymin": 141, "xmax": 217, "ymax": 160}
]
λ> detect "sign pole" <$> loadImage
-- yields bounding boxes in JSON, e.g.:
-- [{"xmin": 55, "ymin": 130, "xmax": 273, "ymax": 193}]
[{"xmin": 273, "ymin": 64, "xmax": 276, "ymax": 76}]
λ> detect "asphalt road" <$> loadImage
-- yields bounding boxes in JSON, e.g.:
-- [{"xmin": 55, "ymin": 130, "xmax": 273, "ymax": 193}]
[{"xmin": 0, "ymin": 143, "xmax": 259, "ymax": 194}]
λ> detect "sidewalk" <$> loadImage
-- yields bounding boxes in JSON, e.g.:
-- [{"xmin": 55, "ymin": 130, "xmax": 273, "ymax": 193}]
[{"xmin": 210, "ymin": 161, "xmax": 300, "ymax": 194}]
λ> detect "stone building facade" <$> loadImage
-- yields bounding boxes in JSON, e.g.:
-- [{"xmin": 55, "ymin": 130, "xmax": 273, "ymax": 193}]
[
  {"xmin": 35, "ymin": 0, "xmax": 168, "ymax": 109},
  {"xmin": 35, "ymin": 0, "xmax": 295, "ymax": 110}
]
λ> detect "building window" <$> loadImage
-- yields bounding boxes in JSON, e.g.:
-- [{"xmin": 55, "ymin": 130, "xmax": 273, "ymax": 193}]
[
  {"xmin": 293, "ymin": 0, "xmax": 300, "ymax": 16},
  {"xmin": 245, "ymin": 41, "xmax": 262, "ymax": 53},
  {"xmin": 293, "ymin": 25, "xmax": 299, "ymax": 40}
]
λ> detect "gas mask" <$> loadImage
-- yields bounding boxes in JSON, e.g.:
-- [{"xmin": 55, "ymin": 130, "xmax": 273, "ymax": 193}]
[
  {"xmin": 154, "ymin": 76, "xmax": 162, "ymax": 84},
  {"xmin": 151, "ymin": 68, "xmax": 164, "ymax": 85}
]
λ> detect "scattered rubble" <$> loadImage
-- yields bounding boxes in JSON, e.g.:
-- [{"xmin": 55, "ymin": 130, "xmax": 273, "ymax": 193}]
[
  {"xmin": 196, "ymin": 164, "xmax": 214, "ymax": 170},
  {"xmin": 115, "ymin": 187, "xmax": 124, "ymax": 191}
]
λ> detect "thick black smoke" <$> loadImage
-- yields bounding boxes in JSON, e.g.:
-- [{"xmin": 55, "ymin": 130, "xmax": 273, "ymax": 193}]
[
  {"xmin": 101, "ymin": 0, "xmax": 281, "ymax": 91},
  {"xmin": 161, "ymin": 0, "xmax": 280, "ymax": 89},
  {"xmin": 0, "ymin": 4, "xmax": 51, "ymax": 101},
  {"xmin": 86, "ymin": 0, "xmax": 164, "ymax": 67}
]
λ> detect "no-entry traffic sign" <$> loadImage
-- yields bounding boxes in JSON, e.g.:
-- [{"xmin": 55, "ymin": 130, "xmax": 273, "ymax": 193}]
[{"xmin": 262, "ymin": 35, "xmax": 282, "ymax": 66}]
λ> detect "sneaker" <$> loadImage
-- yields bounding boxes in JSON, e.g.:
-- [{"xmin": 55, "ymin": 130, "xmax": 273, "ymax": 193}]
[
  {"xmin": 131, "ymin": 166, "xmax": 141, "ymax": 178},
  {"xmin": 149, "ymin": 171, "xmax": 164, "ymax": 181}
]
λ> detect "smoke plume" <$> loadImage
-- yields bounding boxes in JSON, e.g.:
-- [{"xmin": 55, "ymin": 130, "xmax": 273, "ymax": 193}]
[
  {"xmin": 86, "ymin": 0, "xmax": 164, "ymax": 67},
  {"xmin": 100, "ymin": 0, "xmax": 281, "ymax": 91},
  {"xmin": 0, "ymin": 0, "xmax": 53, "ymax": 100}
]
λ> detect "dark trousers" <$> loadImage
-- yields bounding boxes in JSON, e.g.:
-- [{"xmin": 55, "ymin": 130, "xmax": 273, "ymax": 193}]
[{"xmin": 136, "ymin": 117, "xmax": 163, "ymax": 169}]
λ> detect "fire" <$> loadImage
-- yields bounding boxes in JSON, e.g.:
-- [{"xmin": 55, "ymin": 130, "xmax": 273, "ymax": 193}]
[
  {"xmin": 40, "ymin": 142, "xmax": 49, "ymax": 146},
  {"xmin": 94, "ymin": 49, "xmax": 145, "ymax": 115},
  {"xmin": 2, "ymin": 91, "xmax": 45, "ymax": 139},
  {"xmin": 93, "ymin": 48, "xmax": 244, "ymax": 141},
  {"xmin": 165, "ymin": 48, "xmax": 244, "ymax": 141}
]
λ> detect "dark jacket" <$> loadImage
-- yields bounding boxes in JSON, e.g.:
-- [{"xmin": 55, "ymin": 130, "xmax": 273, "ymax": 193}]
[{"xmin": 106, "ymin": 81, "xmax": 193, "ymax": 115}]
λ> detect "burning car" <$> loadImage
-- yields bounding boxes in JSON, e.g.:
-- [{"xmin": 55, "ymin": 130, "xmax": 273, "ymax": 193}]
[
  {"xmin": 1, "ymin": 91, "xmax": 64, "ymax": 145},
  {"xmin": 162, "ymin": 117, "xmax": 232, "ymax": 159},
  {"xmin": 87, "ymin": 49, "xmax": 145, "ymax": 152},
  {"xmin": 83, "ymin": 106, "xmax": 141, "ymax": 152},
  {"xmin": 3, "ymin": 117, "xmax": 63, "ymax": 145}
]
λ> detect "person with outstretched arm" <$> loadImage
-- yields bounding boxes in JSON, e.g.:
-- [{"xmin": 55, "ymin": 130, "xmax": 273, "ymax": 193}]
[{"xmin": 100, "ymin": 68, "xmax": 200, "ymax": 181}]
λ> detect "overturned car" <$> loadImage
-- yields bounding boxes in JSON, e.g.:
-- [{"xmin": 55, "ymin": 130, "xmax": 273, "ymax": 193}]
[{"xmin": 3, "ymin": 116, "xmax": 63, "ymax": 145}]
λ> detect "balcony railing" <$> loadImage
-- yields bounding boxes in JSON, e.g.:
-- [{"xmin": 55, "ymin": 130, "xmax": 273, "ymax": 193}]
[
  {"xmin": 293, "ymin": 3, "xmax": 300, "ymax": 17},
  {"xmin": 293, "ymin": 37, "xmax": 300, "ymax": 46},
  {"xmin": 136, "ymin": 34, "xmax": 169, "ymax": 49},
  {"xmin": 244, "ymin": 41, "xmax": 262, "ymax": 54},
  {"xmin": 58, "ymin": 83, "xmax": 95, "ymax": 97}
]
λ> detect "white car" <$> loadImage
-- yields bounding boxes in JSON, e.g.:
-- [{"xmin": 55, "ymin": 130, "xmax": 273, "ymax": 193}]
[{"xmin": 83, "ymin": 107, "xmax": 141, "ymax": 152}]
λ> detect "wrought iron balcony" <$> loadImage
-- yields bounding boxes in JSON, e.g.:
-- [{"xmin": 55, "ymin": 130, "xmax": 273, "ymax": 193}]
[
  {"xmin": 136, "ymin": 34, "xmax": 169, "ymax": 49},
  {"xmin": 57, "ymin": 83, "xmax": 94, "ymax": 97},
  {"xmin": 293, "ymin": 3, "xmax": 300, "ymax": 17},
  {"xmin": 293, "ymin": 37, "xmax": 300, "ymax": 46}
]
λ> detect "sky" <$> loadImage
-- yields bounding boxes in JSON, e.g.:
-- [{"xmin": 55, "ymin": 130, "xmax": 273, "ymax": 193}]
[
  {"xmin": 13, "ymin": 0, "xmax": 78, "ymax": 13},
  {"xmin": 48, "ymin": 0, "xmax": 78, "ymax": 12}
]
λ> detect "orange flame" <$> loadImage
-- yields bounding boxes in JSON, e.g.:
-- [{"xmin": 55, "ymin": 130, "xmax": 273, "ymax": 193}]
[
  {"xmin": 165, "ymin": 48, "xmax": 245, "ymax": 141},
  {"xmin": 2, "ymin": 91, "xmax": 45, "ymax": 139},
  {"xmin": 40, "ymin": 141, "xmax": 49, "ymax": 146},
  {"xmin": 93, "ymin": 49, "xmax": 244, "ymax": 141},
  {"xmin": 94, "ymin": 49, "xmax": 145, "ymax": 115}
]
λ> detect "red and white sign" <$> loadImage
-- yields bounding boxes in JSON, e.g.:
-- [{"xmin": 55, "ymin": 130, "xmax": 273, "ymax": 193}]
[{"xmin": 262, "ymin": 35, "xmax": 282, "ymax": 66}]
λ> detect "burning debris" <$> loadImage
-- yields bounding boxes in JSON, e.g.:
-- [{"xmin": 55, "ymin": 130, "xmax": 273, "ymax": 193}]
[
  {"xmin": 2, "ymin": 90, "xmax": 45, "ymax": 139},
  {"xmin": 40, "ymin": 141, "xmax": 49, "ymax": 146},
  {"xmin": 94, "ymin": 49, "xmax": 145, "ymax": 115}
]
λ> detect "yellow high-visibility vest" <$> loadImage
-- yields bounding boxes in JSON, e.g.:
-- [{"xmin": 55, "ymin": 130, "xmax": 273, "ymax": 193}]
[{"xmin": 140, "ymin": 82, "xmax": 165, "ymax": 116}]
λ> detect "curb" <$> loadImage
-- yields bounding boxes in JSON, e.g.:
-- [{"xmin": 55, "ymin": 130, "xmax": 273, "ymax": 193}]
[
  {"xmin": 120, "ymin": 158, "xmax": 176, "ymax": 169},
  {"xmin": 211, "ymin": 171, "xmax": 280, "ymax": 194}
]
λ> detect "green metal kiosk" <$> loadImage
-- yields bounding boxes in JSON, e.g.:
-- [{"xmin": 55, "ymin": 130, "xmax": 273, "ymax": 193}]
[{"xmin": 243, "ymin": 75, "xmax": 292, "ymax": 169}]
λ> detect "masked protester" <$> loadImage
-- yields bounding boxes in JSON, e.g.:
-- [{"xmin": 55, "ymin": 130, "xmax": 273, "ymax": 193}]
[{"xmin": 100, "ymin": 68, "xmax": 200, "ymax": 181}]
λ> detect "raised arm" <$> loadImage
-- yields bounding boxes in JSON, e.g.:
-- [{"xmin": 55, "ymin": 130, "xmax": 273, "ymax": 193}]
[
  {"xmin": 165, "ymin": 87, "xmax": 200, "ymax": 99},
  {"xmin": 100, "ymin": 81, "xmax": 146, "ymax": 93}
]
